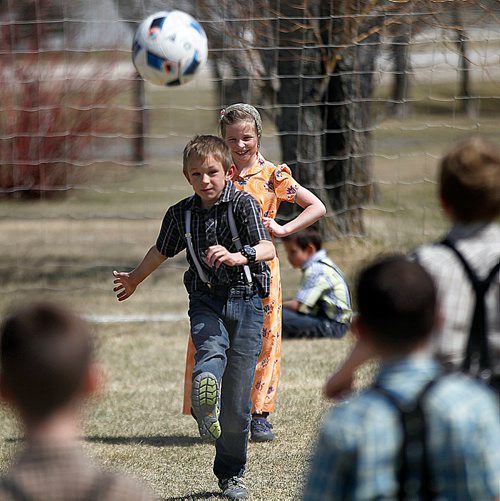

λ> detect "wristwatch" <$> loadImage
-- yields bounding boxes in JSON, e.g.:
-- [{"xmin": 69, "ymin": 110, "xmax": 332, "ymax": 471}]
[{"xmin": 240, "ymin": 245, "xmax": 257, "ymax": 264}]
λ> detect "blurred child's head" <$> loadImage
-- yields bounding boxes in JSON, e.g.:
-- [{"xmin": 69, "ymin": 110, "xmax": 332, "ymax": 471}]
[
  {"xmin": 183, "ymin": 135, "xmax": 234, "ymax": 208},
  {"xmin": 354, "ymin": 255, "xmax": 437, "ymax": 355},
  {"xmin": 439, "ymin": 136, "xmax": 500, "ymax": 223},
  {"xmin": 282, "ymin": 228, "xmax": 322, "ymax": 269},
  {"xmin": 0, "ymin": 302, "xmax": 95, "ymax": 423},
  {"xmin": 219, "ymin": 104, "xmax": 262, "ymax": 169}
]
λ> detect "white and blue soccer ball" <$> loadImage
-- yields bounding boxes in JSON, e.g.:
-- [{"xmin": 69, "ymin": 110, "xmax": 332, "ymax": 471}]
[{"xmin": 132, "ymin": 10, "xmax": 208, "ymax": 86}]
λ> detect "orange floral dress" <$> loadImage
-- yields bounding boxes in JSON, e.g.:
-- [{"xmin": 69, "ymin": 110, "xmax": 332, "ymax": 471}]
[{"xmin": 182, "ymin": 153, "xmax": 299, "ymax": 415}]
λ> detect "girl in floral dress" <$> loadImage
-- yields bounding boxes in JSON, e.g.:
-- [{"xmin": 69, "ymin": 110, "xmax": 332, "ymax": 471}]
[{"xmin": 183, "ymin": 104, "xmax": 326, "ymax": 441}]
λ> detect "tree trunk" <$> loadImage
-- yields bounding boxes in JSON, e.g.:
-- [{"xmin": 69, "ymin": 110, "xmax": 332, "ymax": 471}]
[
  {"xmin": 452, "ymin": 5, "xmax": 473, "ymax": 117},
  {"xmin": 389, "ymin": 28, "xmax": 411, "ymax": 118},
  {"xmin": 274, "ymin": 1, "xmax": 329, "ymax": 228},
  {"xmin": 324, "ymin": 39, "xmax": 380, "ymax": 235}
]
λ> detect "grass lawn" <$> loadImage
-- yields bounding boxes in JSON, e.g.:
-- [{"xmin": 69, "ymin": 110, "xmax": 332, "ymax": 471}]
[{"xmin": 0, "ymin": 74, "xmax": 498, "ymax": 499}]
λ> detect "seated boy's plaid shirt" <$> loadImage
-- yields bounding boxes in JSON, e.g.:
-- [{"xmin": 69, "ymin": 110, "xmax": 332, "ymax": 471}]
[{"xmin": 156, "ymin": 182, "xmax": 271, "ymax": 297}]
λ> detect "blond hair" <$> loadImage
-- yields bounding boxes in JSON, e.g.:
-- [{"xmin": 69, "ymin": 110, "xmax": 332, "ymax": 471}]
[{"xmin": 182, "ymin": 135, "xmax": 233, "ymax": 177}]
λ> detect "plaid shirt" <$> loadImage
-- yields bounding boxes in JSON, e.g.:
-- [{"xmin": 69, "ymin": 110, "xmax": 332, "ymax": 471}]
[
  {"xmin": 156, "ymin": 182, "xmax": 271, "ymax": 297},
  {"xmin": 0, "ymin": 443, "xmax": 154, "ymax": 500},
  {"xmin": 295, "ymin": 250, "xmax": 352, "ymax": 325},
  {"xmin": 302, "ymin": 357, "xmax": 500, "ymax": 501},
  {"xmin": 412, "ymin": 223, "xmax": 500, "ymax": 376}
]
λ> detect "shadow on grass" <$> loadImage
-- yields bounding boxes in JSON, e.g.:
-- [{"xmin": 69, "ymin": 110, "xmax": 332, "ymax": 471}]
[
  {"xmin": 163, "ymin": 492, "xmax": 221, "ymax": 500},
  {"xmin": 5, "ymin": 434, "xmax": 204, "ymax": 447},
  {"xmin": 85, "ymin": 435, "xmax": 203, "ymax": 447}
]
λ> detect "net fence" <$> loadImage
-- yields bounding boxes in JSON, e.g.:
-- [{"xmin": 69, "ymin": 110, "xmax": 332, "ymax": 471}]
[{"xmin": 0, "ymin": 0, "xmax": 499, "ymax": 311}]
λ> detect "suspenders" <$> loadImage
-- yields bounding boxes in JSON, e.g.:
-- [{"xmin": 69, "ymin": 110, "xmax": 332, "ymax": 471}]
[
  {"xmin": 373, "ymin": 377, "xmax": 442, "ymax": 501},
  {"xmin": 184, "ymin": 199, "xmax": 253, "ymax": 287},
  {"xmin": 440, "ymin": 238, "xmax": 500, "ymax": 382}
]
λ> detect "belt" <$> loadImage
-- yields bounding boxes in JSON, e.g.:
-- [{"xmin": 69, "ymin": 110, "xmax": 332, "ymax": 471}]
[{"xmin": 195, "ymin": 283, "xmax": 257, "ymax": 298}]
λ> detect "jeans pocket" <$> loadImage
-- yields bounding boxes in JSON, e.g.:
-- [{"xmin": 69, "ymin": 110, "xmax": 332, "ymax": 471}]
[{"xmin": 249, "ymin": 294, "xmax": 264, "ymax": 314}]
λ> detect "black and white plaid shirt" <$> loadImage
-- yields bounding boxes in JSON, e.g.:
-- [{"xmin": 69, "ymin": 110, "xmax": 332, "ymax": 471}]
[
  {"xmin": 156, "ymin": 182, "xmax": 271, "ymax": 297},
  {"xmin": 412, "ymin": 223, "xmax": 500, "ymax": 377}
]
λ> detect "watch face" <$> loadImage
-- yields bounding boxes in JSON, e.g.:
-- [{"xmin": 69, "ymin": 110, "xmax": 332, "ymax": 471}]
[{"xmin": 243, "ymin": 245, "xmax": 256, "ymax": 262}]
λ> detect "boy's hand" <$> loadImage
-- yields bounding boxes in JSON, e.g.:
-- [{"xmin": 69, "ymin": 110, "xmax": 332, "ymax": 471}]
[
  {"xmin": 324, "ymin": 370, "xmax": 354, "ymax": 400},
  {"xmin": 206, "ymin": 245, "xmax": 245, "ymax": 268},
  {"xmin": 263, "ymin": 217, "xmax": 287, "ymax": 237},
  {"xmin": 113, "ymin": 270, "xmax": 138, "ymax": 301}
]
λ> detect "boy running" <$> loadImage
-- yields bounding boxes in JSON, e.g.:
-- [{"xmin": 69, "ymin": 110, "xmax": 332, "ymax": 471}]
[{"xmin": 113, "ymin": 135, "xmax": 275, "ymax": 500}]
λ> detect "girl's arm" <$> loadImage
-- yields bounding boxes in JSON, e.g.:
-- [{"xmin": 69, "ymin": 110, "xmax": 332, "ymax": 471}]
[
  {"xmin": 113, "ymin": 245, "xmax": 167, "ymax": 301},
  {"xmin": 263, "ymin": 186, "xmax": 326, "ymax": 238}
]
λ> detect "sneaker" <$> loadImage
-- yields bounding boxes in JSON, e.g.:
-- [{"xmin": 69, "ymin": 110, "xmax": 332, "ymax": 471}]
[
  {"xmin": 250, "ymin": 417, "xmax": 275, "ymax": 442},
  {"xmin": 218, "ymin": 476, "xmax": 248, "ymax": 500},
  {"xmin": 191, "ymin": 372, "xmax": 221, "ymax": 441}
]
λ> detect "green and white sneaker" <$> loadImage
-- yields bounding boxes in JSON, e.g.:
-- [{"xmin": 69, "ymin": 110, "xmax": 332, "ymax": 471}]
[{"xmin": 191, "ymin": 372, "xmax": 221, "ymax": 441}]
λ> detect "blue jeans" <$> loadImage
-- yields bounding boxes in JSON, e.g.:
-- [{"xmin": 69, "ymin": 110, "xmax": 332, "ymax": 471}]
[
  {"xmin": 282, "ymin": 308, "xmax": 348, "ymax": 339},
  {"xmin": 188, "ymin": 285, "xmax": 264, "ymax": 480}
]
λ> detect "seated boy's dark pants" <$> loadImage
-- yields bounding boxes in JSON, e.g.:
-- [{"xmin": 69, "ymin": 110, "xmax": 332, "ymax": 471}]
[
  {"xmin": 282, "ymin": 308, "xmax": 348, "ymax": 339},
  {"xmin": 188, "ymin": 286, "xmax": 264, "ymax": 481}
]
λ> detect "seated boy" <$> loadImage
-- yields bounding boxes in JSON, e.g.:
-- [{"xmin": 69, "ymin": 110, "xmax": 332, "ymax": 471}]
[
  {"xmin": 0, "ymin": 301, "xmax": 154, "ymax": 500},
  {"xmin": 302, "ymin": 256, "xmax": 500, "ymax": 500},
  {"xmin": 113, "ymin": 135, "xmax": 275, "ymax": 500},
  {"xmin": 281, "ymin": 228, "xmax": 352, "ymax": 338}
]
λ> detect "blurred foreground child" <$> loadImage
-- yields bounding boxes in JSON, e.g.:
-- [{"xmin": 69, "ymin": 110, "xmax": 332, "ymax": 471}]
[
  {"xmin": 325, "ymin": 136, "xmax": 500, "ymax": 398},
  {"xmin": 281, "ymin": 228, "xmax": 352, "ymax": 338},
  {"xmin": 0, "ymin": 301, "xmax": 154, "ymax": 500},
  {"xmin": 302, "ymin": 256, "xmax": 500, "ymax": 500}
]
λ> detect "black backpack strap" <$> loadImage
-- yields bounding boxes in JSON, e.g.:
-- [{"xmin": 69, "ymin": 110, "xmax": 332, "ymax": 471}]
[
  {"xmin": 440, "ymin": 238, "xmax": 500, "ymax": 381},
  {"xmin": 373, "ymin": 377, "xmax": 441, "ymax": 501},
  {"xmin": 0, "ymin": 479, "xmax": 32, "ymax": 501}
]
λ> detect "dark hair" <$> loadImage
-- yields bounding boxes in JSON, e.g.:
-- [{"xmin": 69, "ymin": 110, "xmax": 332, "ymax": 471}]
[
  {"xmin": 439, "ymin": 136, "xmax": 500, "ymax": 222},
  {"xmin": 0, "ymin": 302, "xmax": 93, "ymax": 420},
  {"xmin": 183, "ymin": 135, "xmax": 233, "ymax": 176},
  {"xmin": 356, "ymin": 255, "xmax": 436, "ymax": 350},
  {"xmin": 282, "ymin": 228, "xmax": 322, "ymax": 251}
]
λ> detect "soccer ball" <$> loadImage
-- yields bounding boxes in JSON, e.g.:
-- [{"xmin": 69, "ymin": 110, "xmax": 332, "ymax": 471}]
[{"xmin": 132, "ymin": 10, "xmax": 208, "ymax": 86}]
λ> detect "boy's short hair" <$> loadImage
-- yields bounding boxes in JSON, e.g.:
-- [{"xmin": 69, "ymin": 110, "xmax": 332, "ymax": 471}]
[
  {"xmin": 357, "ymin": 255, "xmax": 436, "ymax": 350},
  {"xmin": 439, "ymin": 136, "xmax": 500, "ymax": 223},
  {"xmin": 282, "ymin": 228, "xmax": 323, "ymax": 251},
  {"xmin": 0, "ymin": 302, "xmax": 93, "ymax": 420},
  {"xmin": 182, "ymin": 134, "xmax": 233, "ymax": 177}
]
